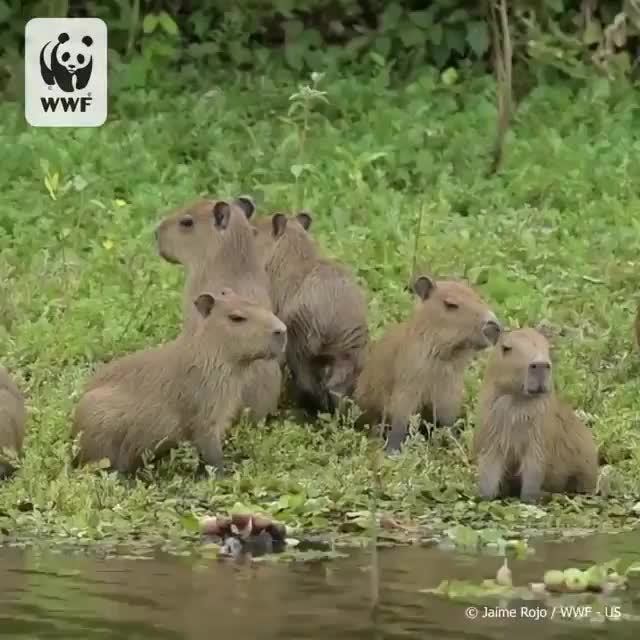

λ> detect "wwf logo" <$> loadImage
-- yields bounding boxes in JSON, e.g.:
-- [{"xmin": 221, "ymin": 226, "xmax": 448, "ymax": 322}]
[{"xmin": 39, "ymin": 32, "xmax": 93, "ymax": 93}]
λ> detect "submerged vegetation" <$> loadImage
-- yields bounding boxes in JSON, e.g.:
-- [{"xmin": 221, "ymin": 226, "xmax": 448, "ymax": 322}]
[{"xmin": 2, "ymin": 0, "xmax": 640, "ymax": 556}]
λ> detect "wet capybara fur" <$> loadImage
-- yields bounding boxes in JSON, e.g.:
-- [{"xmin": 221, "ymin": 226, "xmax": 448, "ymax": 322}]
[
  {"xmin": 0, "ymin": 366, "xmax": 26, "ymax": 479},
  {"xmin": 155, "ymin": 196, "xmax": 282, "ymax": 422},
  {"xmin": 253, "ymin": 212, "xmax": 369, "ymax": 414},
  {"xmin": 473, "ymin": 328, "xmax": 598, "ymax": 502},
  {"xmin": 355, "ymin": 276, "xmax": 501, "ymax": 453},
  {"xmin": 72, "ymin": 289, "xmax": 287, "ymax": 474}
]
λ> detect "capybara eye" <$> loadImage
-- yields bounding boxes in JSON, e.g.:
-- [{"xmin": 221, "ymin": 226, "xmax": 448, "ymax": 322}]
[
  {"xmin": 444, "ymin": 300, "xmax": 459, "ymax": 310},
  {"xmin": 229, "ymin": 313, "xmax": 247, "ymax": 323},
  {"xmin": 502, "ymin": 345, "xmax": 512, "ymax": 354},
  {"xmin": 179, "ymin": 216, "xmax": 194, "ymax": 228}
]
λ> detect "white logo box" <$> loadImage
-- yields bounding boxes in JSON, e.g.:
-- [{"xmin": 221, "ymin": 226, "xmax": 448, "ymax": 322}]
[{"xmin": 25, "ymin": 17, "xmax": 108, "ymax": 127}]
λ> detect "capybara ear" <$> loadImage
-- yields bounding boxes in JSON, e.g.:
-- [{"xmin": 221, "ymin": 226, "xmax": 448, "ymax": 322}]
[
  {"xmin": 234, "ymin": 195, "xmax": 256, "ymax": 219},
  {"xmin": 82, "ymin": 35, "xmax": 93, "ymax": 47},
  {"xmin": 535, "ymin": 321, "xmax": 556, "ymax": 343},
  {"xmin": 272, "ymin": 213, "xmax": 287, "ymax": 238},
  {"xmin": 194, "ymin": 293, "xmax": 216, "ymax": 318},
  {"xmin": 58, "ymin": 32, "xmax": 70, "ymax": 44},
  {"xmin": 412, "ymin": 275, "xmax": 435, "ymax": 301},
  {"xmin": 296, "ymin": 212, "xmax": 312, "ymax": 230},
  {"xmin": 212, "ymin": 201, "xmax": 231, "ymax": 230}
]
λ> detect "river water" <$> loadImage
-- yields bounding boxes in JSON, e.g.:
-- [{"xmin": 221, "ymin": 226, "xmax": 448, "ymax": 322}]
[{"xmin": 1, "ymin": 532, "xmax": 639, "ymax": 639}]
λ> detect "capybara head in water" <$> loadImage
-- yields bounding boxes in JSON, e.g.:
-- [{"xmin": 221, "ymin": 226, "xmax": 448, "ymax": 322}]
[
  {"xmin": 486, "ymin": 328, "xmax": 552, "ymax": 398},
  {"xmin": 156, "ymin": 196, "xmax": 256, "ymax": 265},
  {"xmin": 194, "ymin": 288, "xmax": 287, "ymax": 362},
  {"xmin": 411, "ymin": 276, "xmax": 501, "ymax": 354}
]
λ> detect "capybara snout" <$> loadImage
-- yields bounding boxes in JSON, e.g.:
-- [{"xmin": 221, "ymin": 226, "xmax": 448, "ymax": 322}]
[
  {"xmin": 526, "ymin": 360, "xmax": 552, "ymax": 395},
  {"xmin": 482, "ymin": 316, "xmax": 502, "ymax": 346},
  {"xmin": 269, "ymin": 320, "xmax": 287, "ymax": 358}
]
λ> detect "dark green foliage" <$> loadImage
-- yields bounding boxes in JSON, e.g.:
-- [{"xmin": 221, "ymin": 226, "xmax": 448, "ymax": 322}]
[{"xmin": 2, "ymin": 1, "xmax": 640, "ymax": 94}]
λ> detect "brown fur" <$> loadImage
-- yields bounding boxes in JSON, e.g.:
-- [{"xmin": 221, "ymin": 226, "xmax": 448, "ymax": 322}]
[
  {"xmin": 155, "ymin": 196, "xmax": 282, "ymax": 422},
  {"xmin": 253, "ymin": 212, "xmax": 369, "ymax": 414},
  {"xmin": 72, "ymin": 289, "xmax": 287, "ymax": 474},
  {"xmin": 355, "ymin": 276, "xmax": 501, "ymax": 453},
  {"xmin": 473, "ymin": 327, "xmax": 598, "ymax": 502},
  {"xmin": 0, "ymin": 366, "xmax": 25, "ymax": 478}
]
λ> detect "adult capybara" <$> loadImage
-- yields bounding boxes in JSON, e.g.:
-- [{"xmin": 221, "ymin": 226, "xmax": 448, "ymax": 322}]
[
  {"xmin": 155, "ymin": 196, "xmax": 282, "ymax": 422},
  {"xmin": 253, "ymin": 212, "xmax": 369, "ymax": 414},
  {"xmin": 72, "ymin": 289, "xmax": 286, "ymax": 474},
  {"xmin": 355, "ymin": 275, "xmax": 501, "ymax": 453},
  {"xmin": 473, "ymin": 327, "xmax": 598, "ymax": 502},
  {"xmin": 0, "ymin": 366, "xmax": 25, "ymax": 478}
]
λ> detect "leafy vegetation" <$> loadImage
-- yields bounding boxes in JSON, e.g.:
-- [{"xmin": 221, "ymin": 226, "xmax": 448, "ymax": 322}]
[
  {"xmin": 425, "ymin": 557, "xmax": 640, "ymax": 624},
  {"xmin": 2, "ymin": 9, "xmax": 640, "ymax": 556},
  {"xmin": 2, "ymin": 0, "xmax": 640, "ymax": 96}
]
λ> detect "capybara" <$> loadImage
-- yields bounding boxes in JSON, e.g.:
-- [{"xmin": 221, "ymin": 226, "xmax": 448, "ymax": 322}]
[
  {"xmin": 473, "ymin": 327, "xmax": 598, "ymax": 502},
  {"xmin": 253, "ymin": 212, "xmax": 369, "ymax": 414},
  {"xmin": 355, "ymin": 275, "xmax": 501, "ymax": 453},
  {"xmin": 0, "ymin": 366, "xmax": 25, "ymax": 478},
  {"xmin": 155, "ymin": 196, "xmax": 282, "ymax": 422},
  {"xmin": 72, "ymin": 289, "xmax": 287, "ymax": 474}
]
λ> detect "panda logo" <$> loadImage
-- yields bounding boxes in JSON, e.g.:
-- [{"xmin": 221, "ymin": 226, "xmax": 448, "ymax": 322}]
[{"xmin": 39, "ymin": 32, "xmax": 93, "ymax": 93}]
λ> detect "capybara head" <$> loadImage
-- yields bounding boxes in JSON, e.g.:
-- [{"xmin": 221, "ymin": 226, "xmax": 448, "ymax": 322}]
[
  {"xmin": 193, "ymin": 288, "xmax": 286, "ymax": 362},
  {"xmin": 155, "ymin": 196, "xmax": 256, "ymax": 265},
  {"xmin": 486, "ymin": 328, "xmax": 553, "ymax": 398},
  {"xmin": 313, "ymin": 351, "xmax": 362, "ymax": 410},
  {"xmin": 411, "ymin": 276, "xmax": 501, "ymax": 354},
  {"xmin": 253, "ymin": 211, "xmax": 314, "ymax": 263}
]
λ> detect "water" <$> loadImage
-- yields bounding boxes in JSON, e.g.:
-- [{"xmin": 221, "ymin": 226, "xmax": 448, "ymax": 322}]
[{"xmin": 1, "ymin": 532, "xmax": 639, "ymax": 639}]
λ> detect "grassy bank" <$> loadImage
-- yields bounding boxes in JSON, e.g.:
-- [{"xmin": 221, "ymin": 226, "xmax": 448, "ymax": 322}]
[{"xmin": 1, "ymin": 65, "xmax": 640, "ymax": 555}]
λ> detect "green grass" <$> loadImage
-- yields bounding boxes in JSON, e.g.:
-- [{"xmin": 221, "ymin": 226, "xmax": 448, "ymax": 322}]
[{"xmin": 1, "ymin": 65, "xmax": 640, "ymax": 555}]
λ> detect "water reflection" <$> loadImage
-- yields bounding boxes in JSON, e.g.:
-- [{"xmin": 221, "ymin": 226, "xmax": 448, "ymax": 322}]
[{"xmin": 0, "ymin": 531, "xmax": 639, "ymax": 639}]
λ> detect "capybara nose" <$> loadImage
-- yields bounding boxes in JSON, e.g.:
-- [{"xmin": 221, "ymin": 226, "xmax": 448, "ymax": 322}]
[
  {"xmin": 527, "ymin": 360, "xmax": 551, "ymax": 394},
  {"xmin": 482, "ymin": 318, "xmax": 502, "ymax": 345},
  {"xmin": 529, "ymin": 360, "xmax": 551, "ymax": 372},
  {"xmin": 272, "ymin": 322, "xmax": 287, "ymax": 351}
]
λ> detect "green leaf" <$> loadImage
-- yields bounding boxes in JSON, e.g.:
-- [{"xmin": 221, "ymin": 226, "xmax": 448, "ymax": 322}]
[
  {"xmin": 180, "ymin": 513, "xmax": 201, "ymax": 533},
  {"xmin": 0, "ymin": 1, "xmax": 11, "ymax": 23},
  {"xmin": 466, "ymin": 21, "xmax": 489, "ymax": 57},
  {"xmin": 400, "ymin": 26, "xmax": 425, "ymax": 48},
  {"xmin": 446, "ymin": 27, "xmax": 466, "ymax": 55},
  {"xmin": 441, "ymin": 67, "xmax": 458, "ymax": 86},
  {"xmin": 369, "ymin": 51, "xmax": 386, "ymax": 67},
  {"xmin": 373, "ymin": 35, "xmax": 391, "ymax": 57},
  {"xmin": 284, "ymin": 43, "xmax": 304, "ymax": 70},
  {"xmin": 158, "ymin": 11, "xmax": 179, "ymax": 36},
  {"xmin": 428, "ymin": 23, "xmax": 443, "ymax": 46},
  {"xmin": 444, "ymin": 9, "xmax": 469, "ymax": 24},
  {"xmin": 380, "ymin": 3, "xmax": 403, "ymax": 31},
  {"xmin": 142, "ymin": 14, "xmax": 158, "ymax": 34},
  {"xmin": 408, "ymin": 10, "xmax": 434, "ymax": 29},
  {"xmin": 284, "ymin": 19, "xmax": 304, "ymax": 40},
  {"xmin": 583, "ymin": 19, "xmax": 602, "ymax": 45},
  {"xmin": 446, "ymin": 525, "xmax": 479, "ymax": 549}
]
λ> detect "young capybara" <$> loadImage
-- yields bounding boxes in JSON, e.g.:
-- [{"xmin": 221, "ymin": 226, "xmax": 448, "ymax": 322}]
[
  {"xmin": 72, "ymin": 289, "xmax": 287, "ymax": 474},
  {"xmin": 473, "ymin": 327, "xmax": 598, "ymax": 502},
  {"xmin": 155, "ymin": 196, "xmax": 282, "ymax": 422},
  {"xmin": 355, "ymin": 275, "xmax": 501, "ymax": 453},
  {"xmin": 0, "ymin": 366, "xmax": 25, "ymax": 478},
  {"xmin": 253, "ymin": 212, "xmax": 369, "ymax": 414}
]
